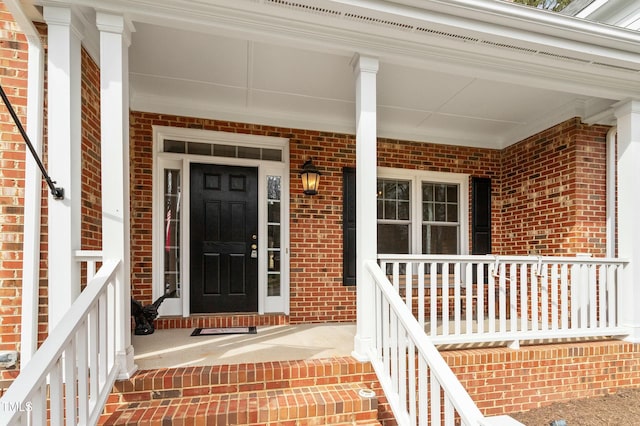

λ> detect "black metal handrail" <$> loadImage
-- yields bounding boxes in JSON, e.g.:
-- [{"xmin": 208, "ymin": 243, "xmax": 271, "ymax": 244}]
[{"xmin": 0, "ymin": 83, "xmax": 63, "ymax": 200}]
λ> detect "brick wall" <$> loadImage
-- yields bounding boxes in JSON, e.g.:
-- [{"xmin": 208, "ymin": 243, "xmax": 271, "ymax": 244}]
[
  {"xmin": 444, "ymin": 340, "xmax": 640, "ymax": 416},
  {"xmin": 0, "ymin": 3, "xmax": 28, "ymax": 382},
  {"xmin": 130, "ymin": 114, "xmax": 502, "ymax": 323},
  {"xmin": 128, "ymin": 113, "xmax": 362, "ymax": 322},
  {"xmin": 80, "ymin": 48, "xmax": 101, "ymax": 252},
  {"xmin": 129, "ymin": 112, "xmax": 609, "ymax": 322},
  {"xmin": 499, "ymin": 118, "xmax": 609, "ymax": 256}
]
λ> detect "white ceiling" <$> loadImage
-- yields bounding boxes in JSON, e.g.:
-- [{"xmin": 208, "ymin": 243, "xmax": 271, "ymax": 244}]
[{"xmin": 34, "ymin": 0, "xmax": 640, "ymax": 149}]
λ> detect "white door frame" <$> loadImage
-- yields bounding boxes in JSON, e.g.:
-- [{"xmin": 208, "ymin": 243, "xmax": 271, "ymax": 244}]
[{"xmin": 152, "ymin": 126, "xmax": 290, "ymax": 317}]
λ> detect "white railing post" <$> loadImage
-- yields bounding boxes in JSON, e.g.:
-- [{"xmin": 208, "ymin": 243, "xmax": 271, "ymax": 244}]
[
  {"xmin": 97, "ymin": 12, "xmax": 137, "ymax": 378},
  {"xmin": 352, "ymin": 54, "xmax": 379, "ymax": 360}
]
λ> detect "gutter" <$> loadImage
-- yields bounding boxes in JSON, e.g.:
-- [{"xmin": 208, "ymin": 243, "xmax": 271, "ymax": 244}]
[{"xmin": 4, "ymin": 0, "xmax": 45, "ymax": 369}]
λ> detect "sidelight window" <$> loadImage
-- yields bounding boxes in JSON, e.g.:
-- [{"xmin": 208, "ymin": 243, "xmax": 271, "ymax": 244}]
[
  {"xmin": 163, "ymin": 169, "xmax": 181, "ymax": 298},
  {"xmin": 267, "ymin": 176, "xmax": 282, "ymax": 296}
]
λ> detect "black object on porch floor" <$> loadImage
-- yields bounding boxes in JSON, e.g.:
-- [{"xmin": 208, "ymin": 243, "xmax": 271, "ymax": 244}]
[{"xmin": 191, "ymin": 326, "xmax": 257, "ymax": 336}]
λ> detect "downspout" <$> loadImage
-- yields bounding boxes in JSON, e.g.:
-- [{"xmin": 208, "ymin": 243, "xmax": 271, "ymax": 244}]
[
  {"xmin": 4, "ymin": 0, "xmax": 45, "ymax": 369},
  {"xmin": 606, "ymin": 126, "xmax": 617, "ymax": 258}
]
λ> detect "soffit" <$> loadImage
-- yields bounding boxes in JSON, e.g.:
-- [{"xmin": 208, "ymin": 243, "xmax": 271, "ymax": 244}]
[{"xmin": 33, "ymin": 0, "xmax": 640, "ymax": 148}]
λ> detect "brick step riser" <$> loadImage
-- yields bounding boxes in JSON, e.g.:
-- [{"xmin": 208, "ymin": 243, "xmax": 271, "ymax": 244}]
[
  {"xmin": 103, "ymin": 357, "xmax": 382, "ymax": 418},
  {"xmin": 109, "ymin": 358, "xmax": 377, "ymax": 404},
  {"xmin": 153, "ymin": 313, "xmax": 288, "ymax": 330},
  {"xmin": 102, "ymin": 383, "xmax": 380, "ymax": 425}
]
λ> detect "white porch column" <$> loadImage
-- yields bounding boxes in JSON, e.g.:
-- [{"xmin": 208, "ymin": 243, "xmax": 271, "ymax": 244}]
[
  {"xmin": 351, "ymin": 54, "xmax": 379, "ymax": 360},
  {"xmin": 614, "ymin": 100, "xmax": 640, "ymax": 342},
  {"xmin": 96, "ymin": 12, "xmax": 137, "ymax": 378},
  {"xmin": 43, "ymin": 5, "xmax": 83, "ymax": 330}
]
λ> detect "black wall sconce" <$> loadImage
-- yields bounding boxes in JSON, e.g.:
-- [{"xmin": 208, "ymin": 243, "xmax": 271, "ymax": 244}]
[{"xmin": 300, "ymin": 159, "xmax": 321, "ymax": 195}]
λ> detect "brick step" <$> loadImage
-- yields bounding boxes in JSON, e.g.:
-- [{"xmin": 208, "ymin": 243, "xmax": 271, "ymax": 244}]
[
  {"xmin": 102, "ymin": 382, "xmax": 379, "ymax": 425},
  {"xmin": 105, "ymin": 357, "xmax": 377, "ymax": 408}
]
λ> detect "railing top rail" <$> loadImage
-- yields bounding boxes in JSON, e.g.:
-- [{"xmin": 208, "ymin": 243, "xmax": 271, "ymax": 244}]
[
  {"xmin": 0, "ymin": 259, "xmax": 120, "ymax": 409},
  {"xmin": 365, "ymin": 260, "xmax": 486, "ymax": 424},
  {"xmin": 377, "ymin": 254, "xmax": 628, "ymax": 265},
  {"xmin": 74, "ymin": 249, "xmax": 103, "ymax": 261}
]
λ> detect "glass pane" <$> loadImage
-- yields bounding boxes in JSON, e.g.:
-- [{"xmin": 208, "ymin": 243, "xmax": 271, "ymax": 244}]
[
  {"xmin": 268, "ymin": 225, "xmax": 280, "ymax": 248},
  {"xmin": 268, "ymin": 251, "xmax": 280, "ymax": 272},
  {"xmin": 398, "ymin": 201, "xmax": 410, "ymax": 220},
  {"xmin": 164, "ymin": 140, "xmax": 185, "ymax": 153},
  {"xmin": 447, "ymin": 204, "xmax": 458, "ymax": 222},
  {"xmin": 268, "ymin": 201, "xmax": 280, "ymax": 223},
  {"xmin": 187, "ymin": 142, "xmax": 211, "ymax": 156},
  {"xmin": 384, "ymin": 201, "xmax": 396, "ymax": 219},
  {"xmin": 377, "ymin": 224, "xmax": 410, "ymax": 254},
  {"xmin": 423, "ymin": 203, "xmax": 434, "ymax": 221},
  {"xmin": 384, "ymin": 181, "xmax": 397, "ymax": 199},
  {"xmin": 262, "ymin": 148, "xmax": 282, "ymax": 162},
  {"xmin": 435, "ymin": 203, "xmax": 446, "ymax": 221},
  {"xmin": 423, "ymin": 183, "xmax": 434, "ymax": 201},
  {"xmin": 422, "ymin": 225, "xmax": 458, "ymax": 254},
  {"xmin": 435, "ymin": 184, "xmax": 446, "ymax": 202},
  {"xmin": 447, "ymin": 185, "xmax": 458, "ymax": 203},
  {"xmin": 267, "ymin": 176, "xmax": 281, "ymax": 200},
  {"xmin": 377, "ymin": 181, "xmax": 384, "ymax": 198},
  {"xmin": 377, "ymin": 200, "xmax": 384, "ymax": 219},
  {"xmin": 238, "ymin": 146, "xmax": 261, "ymax": 159},
  {"xmin": 213, "ymin": 144, "xmax": 236, "ymax": 157},
  {"xmin": 398, "ymin": 182, "xmax": 410, "ymax": 200},
  {"xmin": 268, "ymin": 274, "xmax": 281, "ymax": 296},
  {"xmin": 163, "ymin": 169, "xmax": 181, "ymax": 298}
]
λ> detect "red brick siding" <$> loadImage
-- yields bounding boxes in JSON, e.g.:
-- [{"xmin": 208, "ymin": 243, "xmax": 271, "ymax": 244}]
[
  {"xmin": 80, "ymin": 48, "xmax": 101, "ymax": 252},
  {"xmin": 128, "ymin": 114, "xmax": 361, "ymax": 322},
  {"xmin": 129, "ymin": 114, "xmax": 505, "ymax": 323},
  {"xmin": 129, "ymin": 113, "xmax": 610, "ymax": 322},
  {"xmin": 377, "ymin": 138, "xmax": 502, "ymax": 253},
  {"xmin": 444, "ymin": 341, "xmax": 640, "ymax": 417},
  {"xmin": 0, "ymin": 3, "xmax": 29, "ymax": 381},
  {"xmin": 499, "ymin": 118, "xmax": 609, "ymax": 256},
  {"xmin": 36, "ymin": 22, "xmax": 49, "ymax": 349}
]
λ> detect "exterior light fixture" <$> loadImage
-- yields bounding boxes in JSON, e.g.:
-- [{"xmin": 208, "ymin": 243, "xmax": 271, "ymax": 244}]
[{"xmin": 300, "ymin": 159, "xmax": 321, "ymax": 195}]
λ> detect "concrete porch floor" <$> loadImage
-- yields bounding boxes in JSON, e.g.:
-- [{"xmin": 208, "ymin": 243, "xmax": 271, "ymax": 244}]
[{"xmin": 131, "ymin": 323, "xmax": 357, "ymax": 370}]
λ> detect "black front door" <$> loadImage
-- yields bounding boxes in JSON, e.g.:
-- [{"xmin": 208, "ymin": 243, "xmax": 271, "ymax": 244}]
[{"xmin": 190, "ymin": 163, "xmax": 258, "ymax": 313}]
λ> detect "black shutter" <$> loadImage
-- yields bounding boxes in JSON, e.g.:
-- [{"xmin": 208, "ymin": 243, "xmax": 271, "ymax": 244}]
[
  {"xmin": 343, "ymin": 167, "xmax": 356, "ymax": 286},
  {"xmin": 472, "ymin": 177, "xmax": 491, "ymax": 255}
]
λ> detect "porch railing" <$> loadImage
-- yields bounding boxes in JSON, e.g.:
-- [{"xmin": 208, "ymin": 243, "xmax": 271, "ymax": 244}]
[
  {"xmin": 378, "ymin": 254, "xmax": 628, "ymax": 348},
  {"xmin": 0, "ymin": 259, "xmax": 121, "ymax": 426},
  {"xmin": 364, "ymin": 260, "xmax": 522, "ymax": 425}
]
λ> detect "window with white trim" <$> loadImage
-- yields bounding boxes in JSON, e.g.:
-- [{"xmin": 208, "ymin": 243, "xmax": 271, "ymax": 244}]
[
  {"xmin": 377, "ymin": 169, "xmax": 468, "ymax": 256},
  {"xmin": 421, "ymin": 182, "xmax": 459, "ymax": 254}
]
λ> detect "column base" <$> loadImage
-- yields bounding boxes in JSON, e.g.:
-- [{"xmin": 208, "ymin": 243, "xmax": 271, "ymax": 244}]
[
  {"xmin": 116, "ymin": 345, "xmax": 137, "ymax": 380},
  {"xmin": 352, "ymin": 334, "xmax": 372, "ymax": 362}
]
